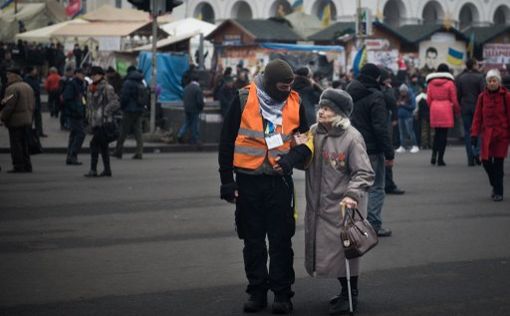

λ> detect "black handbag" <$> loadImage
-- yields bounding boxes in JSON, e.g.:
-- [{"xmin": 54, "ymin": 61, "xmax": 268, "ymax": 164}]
[
  {"xmin": 340, "ymin": 206, "xmax": 378, "ymax": 259},
  {"xmin": 28, "ymin": 128, "xmax": 43, "ymax": 155},
  {"xmin": 101, "ymin": 121, "xmax": 119, "ymax": 143}
]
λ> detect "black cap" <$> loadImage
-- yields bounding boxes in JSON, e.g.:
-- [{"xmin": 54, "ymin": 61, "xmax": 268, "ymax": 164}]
[
  {"xmin": 90, "ymin": 66, "xmax": 105, "ymax": 76},
  {"xmin": 360, "ymin": 63, "xmax": 381, "ymax": 80},
  {"xmin": 6, "ymin": 67, "xmax": 21, "ymax": 76}
]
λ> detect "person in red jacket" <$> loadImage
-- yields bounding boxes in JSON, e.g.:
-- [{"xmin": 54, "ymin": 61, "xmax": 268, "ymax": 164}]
[
  {"xmin": 44, "ymin": 67, "xmax": 61, "ymax": 117},
  {"xmin": 426, "ymin": 64, "xmax": 460, "ymax": 166},
  {"xmin": 471, "ymin": 69, "xmax": 510, "ymax": 202}
]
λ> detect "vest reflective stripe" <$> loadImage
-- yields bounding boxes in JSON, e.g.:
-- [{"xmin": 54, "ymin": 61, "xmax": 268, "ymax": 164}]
[
  {"xmin": 238, "ymin": 128, "xmax": 266, "ymax": 139},
  {"xmin": 234, "ymin": 82, "xmax": 300, "ymax": 170}
]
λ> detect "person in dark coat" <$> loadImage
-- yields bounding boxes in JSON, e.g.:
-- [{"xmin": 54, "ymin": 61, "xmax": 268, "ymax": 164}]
[
  {"xmin": 217, "ymin": 75, "xmax": 236, "ymax": 118},
  {"xmin": 24, "ymin": 66, "xmax": 46, "ymax": 137},
  {"xmin": 177, "ymin": 73, "xmax": 205, "ymax": 144},
  {"xmin": 346, "ymin": 63, "xmax": 395, "ymax": 237},
  {"xmin": 73, "ymin": 44, "xmax": 83, "ymax": 69},
  {"xmin": 380, "ymin": 68, "xmax": 405, "ymax": 195},
  {"xmin": 471, "ymin": 69, "xmax": 510, "ymax": 202},
  {"xmin": 63, "ymin": 68, "xmax": 86, "ymax": 165},
  {"xmin": 106, "ymin": 67, "xmax": 123, "ymax": 96},
  {"xmin": 456, "ymin": 58, "xmax": 484, "ymax": 166},
  {"xmin": 113, "ymin": 66, "xmax": 146, "ymax": 159},
  {"xmin": 292, "ymin": 67, "xmax": 322, "ymax": 127},
  {"xmin": 0, "ymin": 67, "xmax": 34, "ymax": 173}
]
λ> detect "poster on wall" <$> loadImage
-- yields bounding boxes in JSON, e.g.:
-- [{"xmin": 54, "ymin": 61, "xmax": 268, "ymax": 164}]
[
  {"xmin": 367, "ymin": 49, "xmax": 399, "ymax": 73},
  {"xmin": 483, "ymin": 44, "xmax": 510, "ymax": 69},
  {"xmin": 419, "ymin": 40, "xmax": 466, "ymax": 72}
]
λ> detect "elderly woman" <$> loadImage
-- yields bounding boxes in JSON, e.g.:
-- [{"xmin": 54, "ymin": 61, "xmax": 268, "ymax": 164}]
[
  {"xmin": 471, "ymin": 69, "xmax": 510, "ymax": 201},
  {"xmin": 276, "ymin": 88, "xmax": 374, "ymax": 315}
]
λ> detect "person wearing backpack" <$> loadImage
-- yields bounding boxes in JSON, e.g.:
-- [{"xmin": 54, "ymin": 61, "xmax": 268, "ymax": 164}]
[{"xmin": 113, "ymin": 66, "xmax": 147, "ymax": 160}]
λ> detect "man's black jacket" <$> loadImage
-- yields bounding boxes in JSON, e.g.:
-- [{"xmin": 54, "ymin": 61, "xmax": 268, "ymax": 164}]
[{"xmin": 347, "ymin": 76, "xmax": 394, "ymax": 161}]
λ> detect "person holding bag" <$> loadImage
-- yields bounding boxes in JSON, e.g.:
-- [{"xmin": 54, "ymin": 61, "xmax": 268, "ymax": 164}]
[
  {"xmin": 471, "ymin": 69, "xmax": 510, "ymax": 201},
  {"xmin": 275, "ymin": 88, "xmax": 375, "ymax": 315},
  {"xmin": 84, "ymin": 66, "xmax": 119, "ymax": 177}
]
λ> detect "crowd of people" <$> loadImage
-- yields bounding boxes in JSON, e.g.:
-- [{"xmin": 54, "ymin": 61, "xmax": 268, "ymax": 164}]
[
  {"xmin": 217, "ymin": 57, "xmax": 510, "ymax": 315},
  {"xmin": 0, "ymin": 44, "xmax": 150, "ymax": 176}
]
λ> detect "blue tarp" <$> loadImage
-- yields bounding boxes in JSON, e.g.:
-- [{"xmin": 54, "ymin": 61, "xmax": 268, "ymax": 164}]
[
  {"xmin": 260, "ymin": 42, "xmax": 344, "ymax": 52},
  {"xmin": 138, "ymin": 52, "xmax": 189, "ymax": 102}
]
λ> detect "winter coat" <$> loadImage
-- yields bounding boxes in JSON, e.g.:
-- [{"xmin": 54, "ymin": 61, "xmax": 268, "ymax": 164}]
[
  {"xmin": 456, "ymin": 70, "xmax": 484, "ymax": 116},
  {"xmin": 426, "ymin": 72, "xmax": 460, "ymax": 128},
  {"xmin": 62, "ymin": 77, "xmax": 86, "ymax": 119},
  {"xmin": 1, "ymin": 76, "xmax": 34, "ymax": 127},
  {"xmin": 45, "ymin": 73, "xmax": 61, "ymax": 92},
  {"xmin": 292, "ymin": 75, "xmax": 321, "ymax": 126},
  {"xmin": 120, "ymin": 70, "xmax": 146, "ymax": 113},
  {"xmin": 471, "ymin": 87, "xmax": 510, "ymax": 160},
  {"xmin": 304, "ymin": 123, "xmax": 374, "ymax": 277},
  {"xmin": 397, "ymin": 90, "xmax": 416, "ymax": 119},
  {"xmin": 86, "ymin": 79, "xmax": 120, "ymax": 128},
  {"xmin": 24, "ymin": 75, "xmax": 41, "ymax": 111},
  {"xmin": 347, "ymin": 77, "xmax": 394, "ymax": 160},
  {"xmin": 182, "ymin": 81, "xmax": 205, "ymax": 114}
]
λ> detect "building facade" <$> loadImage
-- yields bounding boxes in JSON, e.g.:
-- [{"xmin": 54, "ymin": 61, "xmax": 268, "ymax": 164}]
[{"xmin": 173, "ymin": 0, "xmax": 509, "ymax": 30}]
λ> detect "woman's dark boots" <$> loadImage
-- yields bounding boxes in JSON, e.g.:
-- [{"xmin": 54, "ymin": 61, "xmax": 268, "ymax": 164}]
[
  {"xmin": 99, "ymin": 154, "xmax": 112, "ymax": 177},
  {"xmin": 329, "ymin": 277, "xmax": 358, "ymax": 315},
  {"xmin": 84, "ymin": 155, "xmax": 98, "ymax": 177},
  {"xmin": 430, "ymin": 150, "xmax": 437, "ymax": 165},
  {"xmin": 437, "ymin": 148, "xmax": 446, "ymax": 166}
]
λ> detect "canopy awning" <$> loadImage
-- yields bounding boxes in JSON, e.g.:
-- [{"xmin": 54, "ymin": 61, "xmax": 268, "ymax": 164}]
[{"xmin": 260, "ymin": 42, "xmax": 344, "ymax": 52}]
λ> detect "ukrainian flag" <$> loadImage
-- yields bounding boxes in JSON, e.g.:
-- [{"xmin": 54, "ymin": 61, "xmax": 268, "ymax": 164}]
[
  {"xmin": 447, "ymin": 47, "xmax": 464, "ymax": 66},
  {"xmin": 292, "ymin": 0, "xmax": 304, "ymax": 13},
  {"xmin": 321, "ymin": 1, "xmax": 331, "ymax": 27},
  {"xmin": 352, "ymin": 46, "xmax": 367, "ymax": 77},
  {"xmin": 1, "ymin": 0, "xmax": 14, "ymax": 11}
]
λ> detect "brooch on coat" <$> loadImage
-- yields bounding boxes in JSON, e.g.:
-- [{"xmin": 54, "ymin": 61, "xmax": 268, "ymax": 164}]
[{"xmin": 323, "ymin": 151, "xmax": 347, "ymax": 169}]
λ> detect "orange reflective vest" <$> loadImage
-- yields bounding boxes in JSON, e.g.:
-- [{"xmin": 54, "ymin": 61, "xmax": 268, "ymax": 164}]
[{"xmin": 233, "ymin": 82, "xmax": 300, "ymax": 171}]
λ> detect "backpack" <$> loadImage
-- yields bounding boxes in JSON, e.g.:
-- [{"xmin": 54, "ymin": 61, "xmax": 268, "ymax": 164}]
[{"xmin": 136, "ymin": 82, "xmax": 149, "ymax": 109}]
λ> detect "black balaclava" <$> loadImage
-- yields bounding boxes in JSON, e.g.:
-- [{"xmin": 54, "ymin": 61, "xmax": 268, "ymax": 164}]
[{"xmin": 263, "ymin": 59, "xmax": 294, "ymax": 102}]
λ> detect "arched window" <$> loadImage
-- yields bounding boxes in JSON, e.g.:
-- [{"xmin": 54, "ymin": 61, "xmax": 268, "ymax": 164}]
[
  {"xmin": 383, "ymin": 0, "xmax": 406, "ymax": 28},
  {"xmin": 270, "ymin": 0, "xmax": 292, "ymax": 17},
  {"xmin": 493, "ymin": 5, "xmax": 510, "ymax": 25},
  {"xmin": 194, "ymin": 2, "xmax": 215, "ymax": 23},
  {"xmin": 422, "ymin": 1, "xmax": 444, "ymax": 24},
  {"xmin": 231, "ymin": 1, "xmax": 253, "ymax": 20},
  {"xmin": 311, "ymin": 0, "xmax": 337, "ymax": 23},
  {"xmin": 459, "ymin": 3, "xmax": 479, "ymax": 30}
]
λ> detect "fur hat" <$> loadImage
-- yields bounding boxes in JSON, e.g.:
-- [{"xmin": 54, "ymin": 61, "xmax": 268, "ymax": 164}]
[
  {"xmin": 318, "ymin": 88, "xmax": 354, "ymax": 117},
  {"xmin": 360, "ymin": 63, "xmax": 381, "ymax": 80},
  {"xmin": 399, "ymin": 83, "xmax": 409, "ymax": 93},
  {"xmin": 486, "ymin": 69, "xmax": 502, "ymax": 83}
]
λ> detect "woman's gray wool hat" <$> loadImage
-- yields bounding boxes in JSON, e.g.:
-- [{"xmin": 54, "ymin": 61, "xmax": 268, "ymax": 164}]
[{"xmin": 319, "ymin": 88, "xmax": 354, "ymax": 117}]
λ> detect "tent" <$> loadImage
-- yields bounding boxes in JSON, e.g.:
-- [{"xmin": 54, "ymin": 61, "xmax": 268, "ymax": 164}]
[
  {"xmin": 138, "ymin": 52, "xmax": 190, "ymax": 102},
  {"xmin": 0, "ymin": 2, "xmax": 66, "ymax": 41},
  {"xmin": 160, "ymin": 18, "xmax": 217, "ymax": 68},
  {"xmin": 130, "ymin": 31, "xmax": 201, "ymax": 52},
  {"xmin": 81, "ymin": 4, "xmax": 149, "ymax": 22},
  {"xmin": 15, "ymin": 19, "xmax": 89, "ymax": 42},
  {"xmin": 281, "ymin": 11, "xmax": 323, "ymax": 39}
]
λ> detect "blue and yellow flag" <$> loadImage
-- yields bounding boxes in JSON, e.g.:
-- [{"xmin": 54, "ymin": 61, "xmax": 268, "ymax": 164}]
[
  {"xmin": 321, "ymin": 2, "xmax": 331, "ymax": 27},
  {"xmin": 352, "ymin": 46, "xmax": 367, "ymax": 77},
  {"xmin": 467, "ymin": 33, "xmax": 475, "ymax": 59},
  {"xmin": 1, "ymin": 0, "xmax": 14, "ymax": 11},
  {"xmin": 292, "ymin": 0, "xmax": 304, "ymax": 13},
  {"xmin": 447, "ymin": 47, "xmax": 464, "ymax": 66}
]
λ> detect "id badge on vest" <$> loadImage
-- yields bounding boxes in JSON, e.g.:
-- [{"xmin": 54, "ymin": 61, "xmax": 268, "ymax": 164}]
[{"xmin": 264, "ymin": 121, "xmax": 284, "ymax": 150}]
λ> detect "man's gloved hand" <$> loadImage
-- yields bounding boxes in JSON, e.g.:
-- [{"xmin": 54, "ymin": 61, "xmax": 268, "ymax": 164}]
[
  {"xmin": 471, "ymin": 136, "xmax": 478, "ymax": 147},
  {"xmin": 220, "ymin": 182, "xmax": 238, "ymax": 203},
  {"xmin": 275, "ymin": 155, "xmax": 292, "ymax": 175}
]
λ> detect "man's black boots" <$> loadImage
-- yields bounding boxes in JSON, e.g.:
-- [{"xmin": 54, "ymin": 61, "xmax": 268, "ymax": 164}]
[
  {"xmin": 243, "ymin": 292, "xmax": 267, "ymax": 313},
  {"xmin": 271, "ymin": 293, "xmax": 293, "ymax": 314}
]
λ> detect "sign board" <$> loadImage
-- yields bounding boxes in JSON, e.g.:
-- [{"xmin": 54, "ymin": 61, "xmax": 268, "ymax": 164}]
[
  {"xmin": 356, "ymin": 7, "xmax": 372, "ymax": 37},
  {"xmin": 483, "ymin": 44, "xmax": 510, "ymax": 69},
  {"xmin": 367, "ymin": 49, "xmax": 399, "ymax": 73},
  {"xmin": 365, "ymin": 39, "xmax": 390, "ymax": 51},
  {"xmin": 98, "ymin": 37, "xmax": 121, "ymax": 51}
]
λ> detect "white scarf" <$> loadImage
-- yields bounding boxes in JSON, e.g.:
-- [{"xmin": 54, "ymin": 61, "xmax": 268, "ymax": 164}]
[{"xmin": 255, "ymin": 76, "xmax": 285, "ymax": 126}]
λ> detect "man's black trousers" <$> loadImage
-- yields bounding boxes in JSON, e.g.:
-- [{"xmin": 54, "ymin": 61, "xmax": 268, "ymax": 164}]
[
  {"xmin": 235, "ymin": 173, "xmax": 296, "ymax": 298},
  {"xmin": 8, "ymin": 125, "xmax": 32, "ymax": 172}
]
